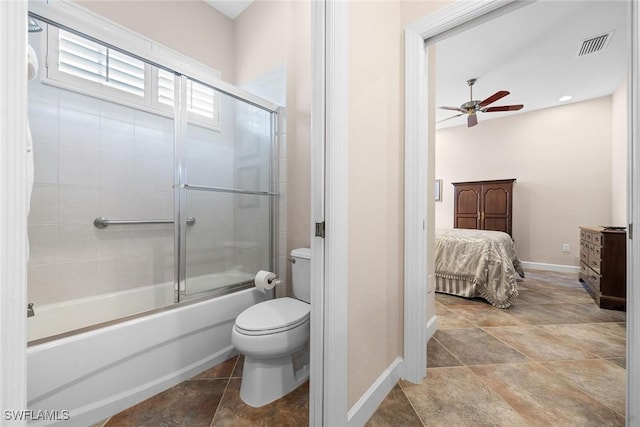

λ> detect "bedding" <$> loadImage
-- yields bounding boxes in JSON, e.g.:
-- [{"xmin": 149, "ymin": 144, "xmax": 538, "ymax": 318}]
[{"xmin": 435, "ymin": 228, "xmax": 525, "ymax": 308}]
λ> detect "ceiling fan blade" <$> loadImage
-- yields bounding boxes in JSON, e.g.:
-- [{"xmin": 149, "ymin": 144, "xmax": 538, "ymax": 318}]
[
  {"xmin": 483, "ymin": 104, "xmax": 524, "ymax": 112},
  {"xmin": 437, "ymin": 113, "xmax": 464, "ymax": 123},
  {"xmin": 479, "ymin": 90, "xmax": 510, "ymax": 107},
  {"xmin": 439, "ymin": 106, "xmax": 465, "ymax": 112},
  {"xmin": 467, "ymin": 114, "xmax": 478, "ymax": 127}
]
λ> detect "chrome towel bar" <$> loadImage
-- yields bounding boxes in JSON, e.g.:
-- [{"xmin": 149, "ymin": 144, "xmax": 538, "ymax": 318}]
[{"xmin": 94, "ymin": 216, "xmax": 196, "ymax": 229}]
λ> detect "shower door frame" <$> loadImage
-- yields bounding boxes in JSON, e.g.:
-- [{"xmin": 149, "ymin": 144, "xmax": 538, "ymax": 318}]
[{"xmin": 173, "ymin": 74, "xmax": 280, "ymax": 302}]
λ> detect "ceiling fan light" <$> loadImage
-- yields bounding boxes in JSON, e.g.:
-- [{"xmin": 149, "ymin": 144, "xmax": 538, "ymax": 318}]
[{"xmin": 558, "ymin": 95, "xmax": 573, "ymax": 102}]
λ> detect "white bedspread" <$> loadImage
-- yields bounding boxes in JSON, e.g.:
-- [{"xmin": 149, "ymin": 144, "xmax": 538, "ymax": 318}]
[{"xmin": 435, "ymin": 228, "xmax": 525, "ymax": 308}]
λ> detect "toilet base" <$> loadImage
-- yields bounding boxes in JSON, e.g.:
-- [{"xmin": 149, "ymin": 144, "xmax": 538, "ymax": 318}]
[{"xmin": 239, "ymin": 347, "xmax": 309, "ymax": 407}]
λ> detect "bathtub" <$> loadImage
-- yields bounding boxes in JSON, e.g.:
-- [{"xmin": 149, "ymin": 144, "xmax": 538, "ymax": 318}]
[{"xmin": 27, "ymin": 274, "xmax": 269, "ymax": 427}]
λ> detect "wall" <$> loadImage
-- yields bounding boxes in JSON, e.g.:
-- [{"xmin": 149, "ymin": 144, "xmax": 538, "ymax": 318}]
[
  {"xmin": 80, "ymin": 0, "xmax": 235, "ymax": 81},
  {"xmin": 347, "ymin": 0, "xmax": 451, "ymax": 409},
  {"xmin": 611, "ymin": 78, "xmax": 628, "ymax": 226},
  {"xmin": 435, "ymin": 96, "xmax": 613, "ymax": 267},
  {"xmin": 234, "ymin": 0, "xmax": 311, "ymax": 295}
]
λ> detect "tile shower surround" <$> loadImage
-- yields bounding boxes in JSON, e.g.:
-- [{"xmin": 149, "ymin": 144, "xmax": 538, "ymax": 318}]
[
  {"xmin": 27, "ymin": 81, "xmax": 273, "ymax": 307},
  {"xmin": 98, "ymin": 270, "xmax": 626, "ymax": 426}
]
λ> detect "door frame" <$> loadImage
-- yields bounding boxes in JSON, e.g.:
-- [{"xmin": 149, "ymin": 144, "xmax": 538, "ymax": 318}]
[
  {"xmin": 310, "ymin": 0, "xmax": 349, "ymax": 425},
  {"xmin": 403, "ymin": 3, "xmax": 640, "ymax": 424},
  {"xmin": 0, "ymin": 0, "xmax": 29, "ymax": 417}
]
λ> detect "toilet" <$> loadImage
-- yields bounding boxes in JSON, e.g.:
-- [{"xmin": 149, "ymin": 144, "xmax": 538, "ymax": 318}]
[{"xmin": 231, "ymin": 248, "xmax": 311, "ymax": 407}]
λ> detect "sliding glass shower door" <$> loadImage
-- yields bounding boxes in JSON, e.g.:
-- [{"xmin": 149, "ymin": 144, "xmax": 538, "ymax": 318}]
[{"xmin": 177, "ymin": 76, "xmax": 278, "ymax": 299}]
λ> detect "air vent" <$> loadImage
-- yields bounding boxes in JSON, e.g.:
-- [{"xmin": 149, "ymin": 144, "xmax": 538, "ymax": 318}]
[{"xmin": 577, "ymin": 31, "xmax": 614, "ymax": 57}]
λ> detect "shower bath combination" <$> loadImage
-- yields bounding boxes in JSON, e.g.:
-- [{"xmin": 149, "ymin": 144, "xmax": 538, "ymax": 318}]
[{"xmin": 26, "ymin": 5, "xmax": 284, "ymax": 426}]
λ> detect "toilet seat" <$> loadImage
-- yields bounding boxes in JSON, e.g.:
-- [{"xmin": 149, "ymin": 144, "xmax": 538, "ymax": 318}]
[{"xmin": 234, "ymin": 297, "xmax": 310, "ymax": 336}]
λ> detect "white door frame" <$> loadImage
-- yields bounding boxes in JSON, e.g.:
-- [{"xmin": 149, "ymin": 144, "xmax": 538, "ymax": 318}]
[
  {"xmin": 402, "ymin": 0, "xmax": 522, "ymax": 384},
  {"xmin": 310, "ymin": 0, "xmax": 349, "ymax": 425},
  {"xmin": 403, "ymin": 3, "xmax": 640, "ymax": 425},
  {"xmin": 0, "ymin": 0, "xmax": 29, "ymax": 421}
]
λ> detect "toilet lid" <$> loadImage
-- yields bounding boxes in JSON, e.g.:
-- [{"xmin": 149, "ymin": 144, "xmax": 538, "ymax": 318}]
[{"xmin": 235, "ymin": 297, "xmax": 310, "ymax": 336}]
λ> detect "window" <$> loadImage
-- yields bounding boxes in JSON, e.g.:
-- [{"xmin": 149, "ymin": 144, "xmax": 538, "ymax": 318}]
[
  {"xmin": 157, "ymin": 69, "xmax": 220, "ymax": 125},
  {"xmin": 57, "ymin": 30, "xmax": 145, "ymax": 97},
  {"xmin": 46, "ymin": 27, "xmax": 220, "ymax": 129}
]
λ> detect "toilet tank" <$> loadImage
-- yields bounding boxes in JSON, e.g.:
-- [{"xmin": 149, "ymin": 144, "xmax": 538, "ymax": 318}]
[{"xmin": 290, "ymin": 248, "xmax": 311, "ymax": 303}]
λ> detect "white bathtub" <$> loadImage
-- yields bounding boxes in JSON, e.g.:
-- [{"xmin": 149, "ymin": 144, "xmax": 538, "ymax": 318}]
[
  {"xmin": 27, "ymin": 276, "xmax": 269, "ymax": 427},
  {"xmin": 27, "ymin": 270, "xmax": 255, "ymax": 342}
]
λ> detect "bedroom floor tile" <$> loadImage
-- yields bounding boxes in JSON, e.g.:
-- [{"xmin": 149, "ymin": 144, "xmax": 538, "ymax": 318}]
[
  {"xmin": 427, "ymin": 338, "xmax": 463, "ymax": 368},
  {"xmin": 435, "ymin": 305, "xmax": 476, "ymax": 329},
  {"xmin": 538, "ymin": 323, "xmax": 627, "ymax": 358},
  {"xmin": 469, "ymin": 362, "xmax": 625, "ymax": 426},
  {"xmin": 539, "ymin": 359, "xmax": 626, "ymax": 415},
  {"xmin": 483, "ymin": 325, "xmax": 598, "ymax": 361},
  {"xmin": 434, "ymin": 328, "xmax": 529, "ymax": 365},
  {"xmin": 399, "ymin": 367, "xmax": 528, "ymax": 426},
  {"xmin": 446, "ymin": 304, "xmax": 527, "ymax": 327}
]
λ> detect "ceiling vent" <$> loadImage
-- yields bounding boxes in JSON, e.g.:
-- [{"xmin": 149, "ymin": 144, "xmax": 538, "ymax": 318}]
[{"xmin": 577, "ymin": 31, "xmax": 615, "ymax": 57}]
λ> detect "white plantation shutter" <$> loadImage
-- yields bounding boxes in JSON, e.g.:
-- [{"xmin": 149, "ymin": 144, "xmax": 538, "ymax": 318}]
[
  {"xmin": 57, "ymin": 30, "xmax": 145, "ymax": 98},
  {"xmin": 47, "ymin": 27, "xmax": 220, "ymax": 130},
  {"xmin": 157, "ymin": 69, "xmax": 219, "ymax": 125}
]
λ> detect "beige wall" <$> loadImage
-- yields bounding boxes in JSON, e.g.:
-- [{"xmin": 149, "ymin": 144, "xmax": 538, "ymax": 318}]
[
  {"xmin": 233, "ymin": 1, "xmax": 288, "ymax": 85},
  {"xmin": 347, "ymin": 0, "xmax": 451, "ymax": 408},
  {"xmin": 235, "ymin": 1, "xmax": 311, "ymax": 294},
  {"xmin": 435, "ymin": 97, "xmax": 614, "ymax": 266},
  {"xmin": 611, "ymin": 78, "xmax": 628, "ymax": 226},
  {"xmin": 80, "ymin": 1, "xmax": 235, "ymax": 81}
]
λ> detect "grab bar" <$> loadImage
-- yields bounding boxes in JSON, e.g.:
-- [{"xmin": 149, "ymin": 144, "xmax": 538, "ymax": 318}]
[{"xmin": 94, "ymin": 216, "xmax": 196, "ymax": 229}]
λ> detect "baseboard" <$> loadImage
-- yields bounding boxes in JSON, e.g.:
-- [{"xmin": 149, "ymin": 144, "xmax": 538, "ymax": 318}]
[
  {"xmin": 521, "ymin": 261, "xmax": 580, "ymax": 274},
  {"xmin": 426, "ymin": 313, "xmax": 438, "ymax": 341},
  {"xmin": 347, "ymin": 356, "xmax": 403, "ymax": 427}
]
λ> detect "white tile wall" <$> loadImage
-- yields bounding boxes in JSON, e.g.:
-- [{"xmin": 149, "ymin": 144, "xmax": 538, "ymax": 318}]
[{"xmin": 59, "ymin": 108, "xmax": 100, "ymax": 150}]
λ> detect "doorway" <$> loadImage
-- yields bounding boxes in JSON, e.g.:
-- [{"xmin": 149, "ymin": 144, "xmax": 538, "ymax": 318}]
[{"xmin": 403, "ymin": 0, "xmax": 639, "ymax": 422}]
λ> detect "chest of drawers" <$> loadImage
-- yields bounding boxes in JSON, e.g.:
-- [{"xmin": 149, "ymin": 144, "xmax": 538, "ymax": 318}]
[{"xmin": 579, "ymin": 226, "xmax": 626, "ymax": 311}]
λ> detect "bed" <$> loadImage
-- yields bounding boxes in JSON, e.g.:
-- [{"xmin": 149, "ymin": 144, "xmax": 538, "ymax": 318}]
[{"xmin": 435, "ymin": 228, "xmax": 525, "ymax": 308}]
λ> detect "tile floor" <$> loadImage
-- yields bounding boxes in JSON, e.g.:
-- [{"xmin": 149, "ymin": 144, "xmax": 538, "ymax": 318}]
[
  {"xmin": 367, "ymin": 270, "xmax": 627, "ymax": 427},
  {"xmin": 98, "ymin": 270, "xmax": 626, "ymax": 427}
]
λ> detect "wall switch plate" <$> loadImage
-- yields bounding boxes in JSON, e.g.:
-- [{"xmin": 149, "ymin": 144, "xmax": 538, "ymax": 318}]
[{"xmin": 562, "ymin": 243, "xmax": 571, "ymax": 253}]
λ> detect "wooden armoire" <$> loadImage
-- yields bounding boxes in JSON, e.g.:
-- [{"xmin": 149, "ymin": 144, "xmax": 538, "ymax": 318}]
[{"xmin": 452, "ymin": 179, "xmax": 515, "ymax": 236}]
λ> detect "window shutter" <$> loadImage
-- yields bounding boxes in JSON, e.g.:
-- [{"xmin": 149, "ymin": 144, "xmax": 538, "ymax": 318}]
[
  {"xmin": 58, "ymin": 30, "xmax": 145, "ymax": 98},
  {"xmin": 157, "ymin": 69, "xmax": 218, "ymax": 123}
]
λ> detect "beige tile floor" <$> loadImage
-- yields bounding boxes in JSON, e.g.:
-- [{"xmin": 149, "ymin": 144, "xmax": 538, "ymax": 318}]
[
  {"xmin": 98, "ymin": 270, "xmax": 626, "ymax": 426},
  {"xmin": 367, "ymin": 270, "xmax": 627, "ymax": 427}
]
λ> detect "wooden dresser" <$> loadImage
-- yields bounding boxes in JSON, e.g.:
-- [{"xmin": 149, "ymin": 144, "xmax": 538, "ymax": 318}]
[
  {"xmin": 579, "ymin": 226, "xmax": 626, "ymax": 311},
  {"xmin": 453, "ymin": 179, "xmax": 515, "ymax": 236}
]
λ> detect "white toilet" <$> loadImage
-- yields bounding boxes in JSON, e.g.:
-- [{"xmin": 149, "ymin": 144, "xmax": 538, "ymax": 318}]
[{"xmin": 231, "ymin": 248, "xmax": 311, "ymax": 407}]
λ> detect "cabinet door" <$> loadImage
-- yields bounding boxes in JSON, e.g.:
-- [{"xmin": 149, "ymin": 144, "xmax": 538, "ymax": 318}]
[
  {"xmin": 454, "ymin": 184, "xmax": 481, "ymax": 230},
  {"xmin": 481, "ymin": 182, "xmax": 512, "ymax": 234}
]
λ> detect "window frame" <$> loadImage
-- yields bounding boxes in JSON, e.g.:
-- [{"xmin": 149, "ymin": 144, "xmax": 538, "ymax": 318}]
[{"xmin": 44, "ymin": 25, "xmax": 221, "ymax": 131}]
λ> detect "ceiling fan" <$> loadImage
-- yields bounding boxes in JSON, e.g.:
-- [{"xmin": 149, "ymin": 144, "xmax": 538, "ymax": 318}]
[{"xmin": 438, "ymin": 78, "xmax": 524, "ymax": 127}]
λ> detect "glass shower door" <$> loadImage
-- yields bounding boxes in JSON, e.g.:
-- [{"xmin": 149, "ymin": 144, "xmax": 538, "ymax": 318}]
[{"xmin": 178, "ymin": 78, "xmax": 277, "ymax": 299}]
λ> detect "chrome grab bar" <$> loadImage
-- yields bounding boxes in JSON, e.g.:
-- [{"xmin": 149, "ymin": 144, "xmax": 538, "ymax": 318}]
[{"xmin": 94, "ymin": 216, "xmax": 196, "ymax": 229}]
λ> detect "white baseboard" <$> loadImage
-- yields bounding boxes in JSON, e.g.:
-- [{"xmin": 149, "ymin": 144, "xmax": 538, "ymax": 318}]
[
  {"xmin": 521, "ymin": 261, "xmax": 580, "ymax": 274},
  {"xmin": 426, "ymin": 314, "xmax": 438, "ymax": 341},
  {"xmin": 347, "ymin": 356, "xmax": 403, "ymax": 427}
]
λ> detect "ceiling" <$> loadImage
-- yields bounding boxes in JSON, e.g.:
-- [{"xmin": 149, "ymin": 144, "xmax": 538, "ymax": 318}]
[
  {"xmin": 204, "ymin": 0, "xmax": 253, "ymax": 19},
  {"xmin": 435, "ymin": 1, "xmax": 629, "ymax": 129}
]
